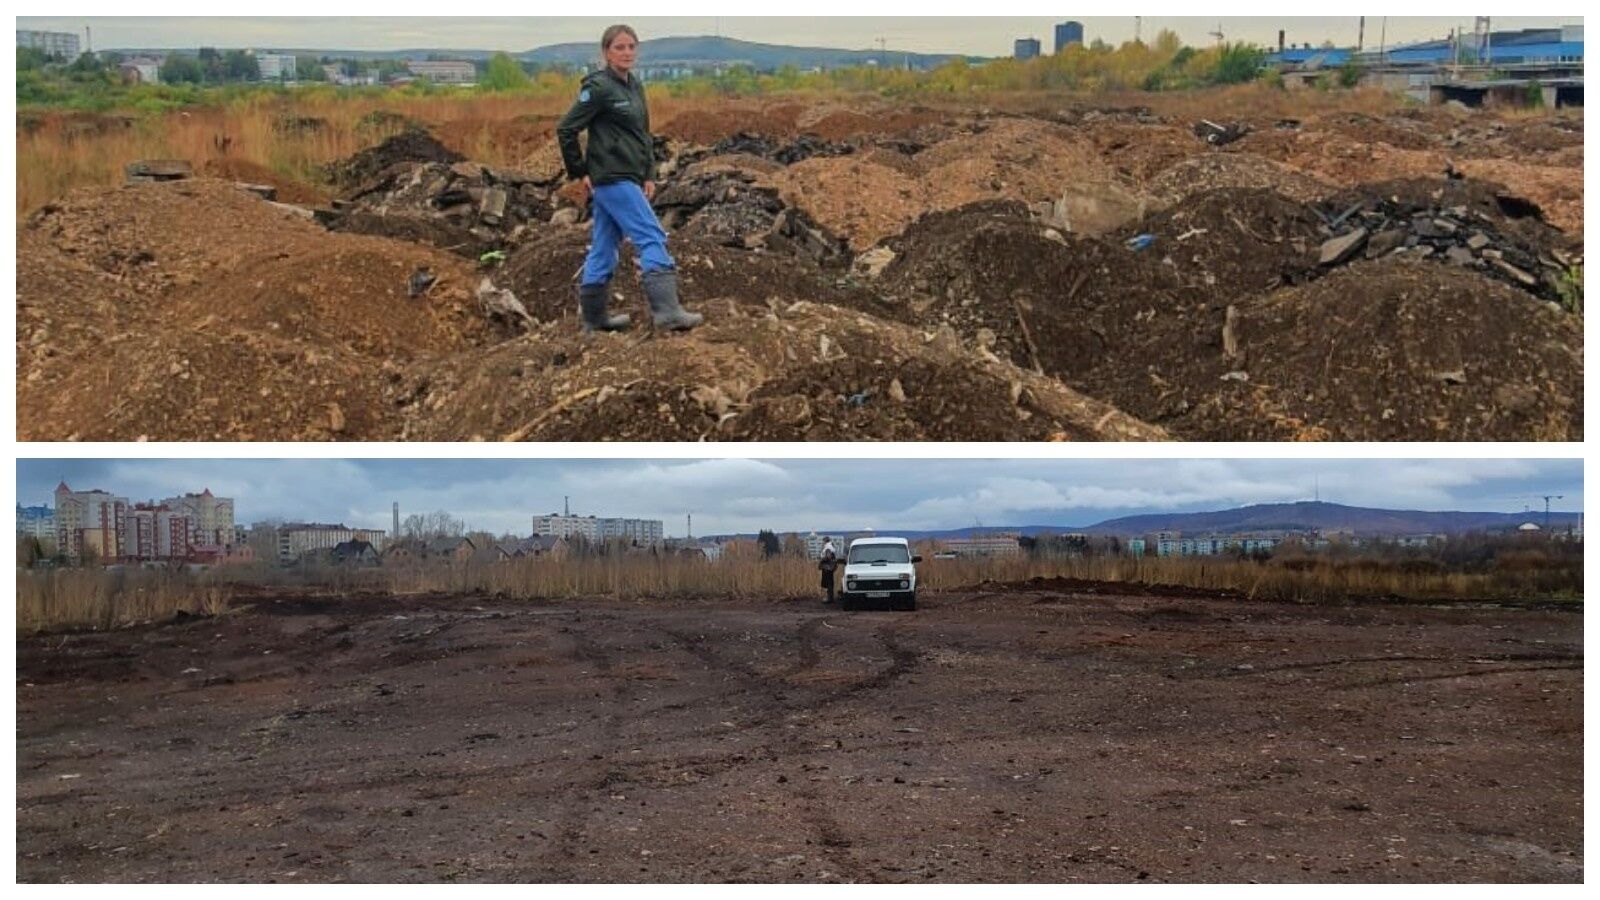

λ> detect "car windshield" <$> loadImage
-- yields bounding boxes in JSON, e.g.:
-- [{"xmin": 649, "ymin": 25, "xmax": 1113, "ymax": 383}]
[{"xmin": 849, "ymin": 544, "xmax": 910, "ymax": 564}]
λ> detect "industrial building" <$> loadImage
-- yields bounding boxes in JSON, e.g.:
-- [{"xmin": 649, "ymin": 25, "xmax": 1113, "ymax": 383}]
[
  {"xmin": 406, "ymin": 60, "xmax": 476, "ymax": 84},
  {"xmin": 1267, "ymin": 23, "xmax": 1583, "ymax": 108},
  {"xmin": 17, "ymin": 29, "xmax": 80, "ymax": 60},
  {"xmin": 1014, "ymin": 38, "xmax": 1041, "ymax": 60},
  {"xmin": 1054, "ymin": 21, "xmax": 1084, "ymax": 54}
]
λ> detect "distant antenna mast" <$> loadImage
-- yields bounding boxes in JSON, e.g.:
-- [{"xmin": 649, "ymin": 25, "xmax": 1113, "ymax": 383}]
[
  {"xmin": 1314, "ymin": 475, "xmax": 1320, "ymax": 503},
  {"xmin": 1542, "ymin": 495, "xmax": 1564, "ymax": 531}
]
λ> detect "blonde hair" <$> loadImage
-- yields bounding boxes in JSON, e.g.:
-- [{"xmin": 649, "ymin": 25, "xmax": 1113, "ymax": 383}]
[{"xmin": 601, "ymin": 24, "xmax": 638, "ymax": 50}]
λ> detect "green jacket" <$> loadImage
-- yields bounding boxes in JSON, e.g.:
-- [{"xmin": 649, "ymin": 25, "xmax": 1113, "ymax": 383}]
[{"xmin": 556, "ymin": 67, "xmax": 657, "ymax": 186}]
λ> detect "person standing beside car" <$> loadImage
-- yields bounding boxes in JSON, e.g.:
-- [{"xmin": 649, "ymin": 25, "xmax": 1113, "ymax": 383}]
[
  {"xmin": 818, "ymin": 538, "xmax": 839, "ymax": 605},
  {"xmin": 556, "ymin": 23, "xmax": 703, "ymax": 333}
]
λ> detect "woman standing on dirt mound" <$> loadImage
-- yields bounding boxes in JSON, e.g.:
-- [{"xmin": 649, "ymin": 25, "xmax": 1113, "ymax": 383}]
[{"xmin": 557, "ymin": 24, "xmax": 703, "ymax": 333}]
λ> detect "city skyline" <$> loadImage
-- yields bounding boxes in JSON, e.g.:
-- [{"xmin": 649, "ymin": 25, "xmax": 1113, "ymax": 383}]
[
  {"xmin": 16, "ymin": 459, "xmax": 1583, "ymax": 539},
  {"xmin": 16, "ymin": 16, "xmax": 1579, "ymax": 58}
]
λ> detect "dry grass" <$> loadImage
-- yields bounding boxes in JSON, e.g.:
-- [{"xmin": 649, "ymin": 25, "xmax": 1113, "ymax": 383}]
[
  {"xmin": 15, "ymin": 568, "xmax": 233, "ymax": 634},
  {"xmin": 17, "ymin": 548, "xmax": 1578, "ymax": 635},
  {"xmin": 17, "ymin": 79, "xmax": 1503, "ymax": 215}
]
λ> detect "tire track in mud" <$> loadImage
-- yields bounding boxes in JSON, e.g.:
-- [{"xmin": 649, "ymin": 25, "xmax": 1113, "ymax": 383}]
[
  {"xmin": 644, "ymin": 617, "xmax": 918, "ymax": 881},
  {"xmin": 541, "ymin": 619, "xmax": 631, "ymax": 877}
]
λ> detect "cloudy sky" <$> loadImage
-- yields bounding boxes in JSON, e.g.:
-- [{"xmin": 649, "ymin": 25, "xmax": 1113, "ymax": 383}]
[
  {"xmin": 17, "ymin": 459, "xmax": 1582, "ymax": 538},
  {"xmin": 16, "ymin": 16, "xmax": 1577, "ymax": 57}
]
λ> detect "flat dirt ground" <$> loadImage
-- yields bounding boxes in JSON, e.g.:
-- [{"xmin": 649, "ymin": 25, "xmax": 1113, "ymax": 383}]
[{"xmin": 16, "ymin": 583, "xmax": 1583, "ymax": 883}]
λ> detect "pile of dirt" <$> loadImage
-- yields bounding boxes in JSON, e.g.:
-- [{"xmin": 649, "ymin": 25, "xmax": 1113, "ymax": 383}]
[
  {"xmin": 395, "ymin": 298, "xmax": 1166, "ymax": 442},
  {"xmin": 769, "ymin": 117, "xmax": 1146, "ymax": 250},
  {"xmin": 496, "ymin": 229, "xmax": 892, "ymax": 329},
  {"xmin": 16, "ymin": 179, "xmax": 491, "ymax": 441},
  {"xmin": 1145, "ymin": 152, "xmax": 1335, "ymax": 205},
  {"xmin": 1083, "ymin": 257, "xmax": 1583, "ymax": 442},
  {"xmin": 198, "ymin": 158, "xmax": 330, "ymax": 206},
  {"xmin": 877, "ymin": 201, "xmax": 1186, "ymax": 381},
  {"xmin": 1119, "ymin": 187, "xmax": 1326, "ymax": 298},
  {"xmin": 324, "ymin": 158, "xmax": 560, "ymax": 256},
  {"xmin": 1313, "ymin": 176, "xmax": 1581, "ymax": 300},
  {"xmin": 324, "ymin": 126, "xmax": 464, "ymax": 189}
]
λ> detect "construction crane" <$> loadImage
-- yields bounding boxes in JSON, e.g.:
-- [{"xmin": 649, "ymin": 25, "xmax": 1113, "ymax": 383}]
[
  {"xmin": 874, "ymin": 36, "xmax": 909, "ymax": 70},
  {"xmin": 1541, "ymin": 495, "xmax": 1564, "ymax": 531}
]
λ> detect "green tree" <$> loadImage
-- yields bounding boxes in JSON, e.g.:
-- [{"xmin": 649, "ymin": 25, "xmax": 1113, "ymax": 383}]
[
  {"xmin": 757, "ymin": 529, "xmax": 782, "ymax": 559},
  {"xmin": 1212, "ymin": 43, "xmax": 1265, "ymax": 85},
  {"xmin": 17, "ymin": 46, "xmax": 50, "ymax": 71},
  {"xmin": 159, "ymin": 54, "xmax": 205, "ymax": 85},
  {"xmin": 481, "ymin": 51, "xmax": 529, "ymax": 91},
  {"xmin": 222, "ymin": 49, "xmax": 259, "ymax": 82}
]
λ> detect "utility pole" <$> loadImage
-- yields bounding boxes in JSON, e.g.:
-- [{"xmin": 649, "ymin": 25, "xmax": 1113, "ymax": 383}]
[{"xmin": 1209, "ymin": 23, "xmax": 1225, "ymax": 48}]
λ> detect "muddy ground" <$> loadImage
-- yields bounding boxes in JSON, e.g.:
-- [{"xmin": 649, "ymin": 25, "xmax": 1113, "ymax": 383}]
[{"xmin": 16, "ymin": 583, "xmax": 1582, "ymax": 882}]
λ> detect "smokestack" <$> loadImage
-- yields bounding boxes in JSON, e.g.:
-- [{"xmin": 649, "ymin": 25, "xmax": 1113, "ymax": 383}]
[
  {"xmin": 85, "ymin": 26, "xmax": 91, "ymax": 54},
  {"xmin": 393, "ymin": 502, "xmax": 400, "ymax": 538},
  {"xmin": 1358, "ymin": 16, "xmax": 1365, "ymax": 53},
  {"xmin": 687, "ymin": 513, "xmax": 692, "ymax": 540},
  {"xmin": 564, "ymin": 495, "xmax": 569, "ymax": 516},
  {"xmin": 1278, "ymin": 30, "xmax": 1285, "ymax": 53}
]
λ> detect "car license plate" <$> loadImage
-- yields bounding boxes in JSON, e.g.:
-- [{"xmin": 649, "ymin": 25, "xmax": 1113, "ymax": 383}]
[{"xmin": 866, "ymin": 591, "xmax": 889, "ymax": 598}]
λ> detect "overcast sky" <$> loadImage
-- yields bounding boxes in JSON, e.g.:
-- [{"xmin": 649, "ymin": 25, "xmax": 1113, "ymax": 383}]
[
  {"xmin": 15, "ymin": 16, "xmax": 1578, "ymax": 57},
  {"xmin": 17, "ymin": 459, "xmax": 1582, "ymax": 537}
]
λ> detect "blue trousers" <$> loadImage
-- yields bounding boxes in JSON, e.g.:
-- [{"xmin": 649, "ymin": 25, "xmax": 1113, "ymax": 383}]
[{"xmin": 581, "ymin": 180, "xmax": 675, "ymax": 286}]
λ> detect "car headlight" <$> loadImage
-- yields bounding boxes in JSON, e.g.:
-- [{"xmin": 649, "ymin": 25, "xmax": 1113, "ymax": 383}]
[
  {"xmin": 846, "ymin": 578, "xmax": 856, "ymax": 588},
  {"xmin": 900, "ymin": 578, "xmax": 910, "ymax": 588}
]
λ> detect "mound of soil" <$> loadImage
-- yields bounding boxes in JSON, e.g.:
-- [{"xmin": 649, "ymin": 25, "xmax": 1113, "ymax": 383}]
[
  {"xmin": 1120, "ymin": 187, "xmax": 1326, "ymax": 298},
  {"xmin": 1146, "ymin": 152, "xmax": 1335, "ymax": 205},
  {"xmin": 497, "ymin": 229, "xmax": 896, "ymax": 328},
  {"xmin": 325, "ymin": 126, "xmax": 463, "ymax": 189},
  {"xmin": 17, "ymin": 179, "xmax": 491, "ymax": 441},
  {"xmin": 1088, "ymin": 257, "xmax": 1583, "ymax": 442},
  {"xmin": 396, "ymin": 298, "xmax": 1166, "ymax": 442},
  {"xmin": 879, "ymin": 201, "xmax": 1185, "ymax": 380}
]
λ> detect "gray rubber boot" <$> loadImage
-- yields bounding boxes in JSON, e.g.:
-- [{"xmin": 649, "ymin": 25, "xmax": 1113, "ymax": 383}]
[
  {"xmin": 641, "ymin": 270, "xmax": 704, "ymax": 331},
  {"xmin": 578, "ymin": 282, "xmax": 630, "ymax": 333}
]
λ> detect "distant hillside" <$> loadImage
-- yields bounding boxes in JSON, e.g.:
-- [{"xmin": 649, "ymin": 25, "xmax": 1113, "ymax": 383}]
[
  {"xmin": 1081, "ymin": 501, "xmax": 1579, "ymax": 536},
  {"xmin": 522, "ymin": 35, "xmax": 970, "ymax": 71},
  {"xmin": 703, "ymin": 501, "xmax": 1579, "ymax": 542}
]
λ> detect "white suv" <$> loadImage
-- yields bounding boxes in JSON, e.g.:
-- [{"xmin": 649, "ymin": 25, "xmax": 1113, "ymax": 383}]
[{"xmin": 840, "ymin": 537, "xmax": 921, "ymax": 611}]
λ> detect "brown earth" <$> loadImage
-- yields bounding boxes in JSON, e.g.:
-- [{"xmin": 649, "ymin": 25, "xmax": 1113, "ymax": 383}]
[
  {"xmin": 16, "ymin": 585, "xmax": 1582, "ymax": 883},
  {"xmin": 14, "ymin": 99, "xmax": 1584, "ymax": 441}
]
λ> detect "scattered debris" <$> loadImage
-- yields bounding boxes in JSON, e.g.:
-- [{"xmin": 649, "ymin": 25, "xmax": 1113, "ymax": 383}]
[
  {"xmin": 124, "ymin": 159, "xmax": 193, "ymax": 184},
  {"xmin": 1194, "ymin": 119, "xmax": 1250, "ymax": 146}
]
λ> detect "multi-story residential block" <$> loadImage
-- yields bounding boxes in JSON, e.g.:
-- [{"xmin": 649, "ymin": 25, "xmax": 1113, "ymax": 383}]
[
  {"xmin": 54, "ymin": 481, "xmax": 129, "ymax": 560},
  {"xmin": 16, "ymin": 503, "xmax": 54, "ymax": 542},
  {"xmin": 162, "ymin": 488, "xmax": 235, "ymax": 547},
  {"xmin": 944, "ymin": 533, "xmax": 1022, "ymax": 558},
  {"xmin": 124, "ymin": 504, "xmax": 195, "ymax": 561},
  {"xmin": 17, "ymin": 30, "xmax": 80, "ymax": 59},
  {"xmin": 277, "ymin": 524, "xmax": 389, "ymax": 563},
  {"xmin": 253, "ymin": 51, "xmax": 297, "ymax": 81},
  {"xmin": 532, "ymin": 514, "xmax": 664, "ymax": 546}
]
